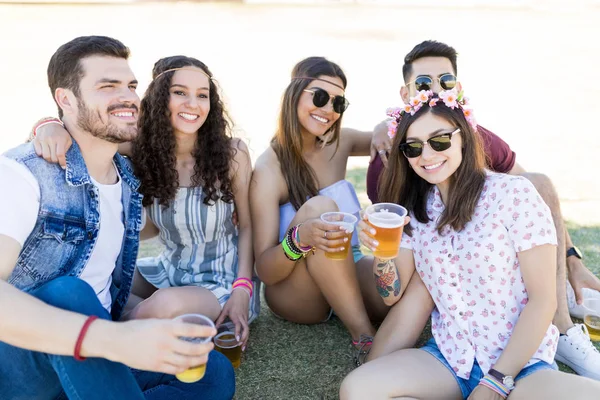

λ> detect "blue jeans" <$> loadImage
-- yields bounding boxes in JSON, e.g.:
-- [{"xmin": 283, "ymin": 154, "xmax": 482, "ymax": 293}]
[
  {"xmin": 0, "ymin": 277, "xmax": 235, "ymax": 400},
  {"xmin": 421, "ymin": 338, "xmax": 553, "ymax": 399}
]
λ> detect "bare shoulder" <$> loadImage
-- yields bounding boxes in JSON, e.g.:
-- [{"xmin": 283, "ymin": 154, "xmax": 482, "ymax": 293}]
[
  {"xmin": 229, "ymin": 138, "xmax": 252, "ymax": 177},
  {"xmin": 254, "ymin": 146, "xmax": 280, "ymax": 175},
  {"xmin": 252, "ymin": 147, "xmax": 286, "ymax": 196}
]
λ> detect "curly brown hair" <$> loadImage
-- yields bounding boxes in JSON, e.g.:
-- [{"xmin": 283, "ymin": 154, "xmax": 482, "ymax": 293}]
[{"xmin": 132, "ymin": 56, "xmax": 235, "ymax": 207}]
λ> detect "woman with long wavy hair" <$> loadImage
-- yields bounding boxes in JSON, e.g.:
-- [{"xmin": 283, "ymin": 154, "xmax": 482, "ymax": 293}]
[
  {"xmin": 250, "ymin": 57, "xmax": 384, "ymax": 364},
  {"xmin": 340, "ymin": 91, "xmax": 600, "ymax": 399},
  {"xmin": 32, "ymin": 56, "xmax": 257, "ymax": 349},
  {"xmin": 128, "ymin": 56, "xmax": 256, "ymax": 349}
]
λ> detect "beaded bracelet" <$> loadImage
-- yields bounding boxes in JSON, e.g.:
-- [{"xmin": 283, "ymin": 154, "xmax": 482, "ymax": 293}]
[
  {"xmin": 478, "ymin": 375, "xmax": 509, "ymax": 399},
  {"xmin": 292, "ymin": 223, "xmax": 313, "ymax": 252}
]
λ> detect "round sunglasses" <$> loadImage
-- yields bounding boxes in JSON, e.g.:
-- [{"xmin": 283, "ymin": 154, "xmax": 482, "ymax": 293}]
[
  {"xmin": 303, "ymin": 88, "xmax": 349, "ymax": 114},
  {"xmin": 405, "ymin": 73, "xmax": 457, "ymax": 92},
  {"xmin": 399, "ymin": 128, "xmax": 461, "ymax": 158}
]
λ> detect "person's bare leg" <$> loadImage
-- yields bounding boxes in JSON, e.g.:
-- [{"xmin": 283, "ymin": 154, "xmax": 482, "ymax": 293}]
[
  {"xmin": 265, "ymin": 196, "xmax": 375, "ymax": 340},
  {"xmin": 521, "ymin": 172, "xmax": 572, "ymax": 332},
  {"xmin": 356, "ymin": 255, "xmax": 390, "ymax": 322},
  {"xmin": 129, "ymin": 286, "xmax": 222, "ymax": 321},
  {"xmin": 340, "ymin": 349, "xmax": 462, "ymax": 400},
  {"xmin": 508, "ymin": 369, "xmax": 600, "ymax": 399},
  {"xmin": 368, "ymin": 273, "xmax": 434, "ymax": 361}
]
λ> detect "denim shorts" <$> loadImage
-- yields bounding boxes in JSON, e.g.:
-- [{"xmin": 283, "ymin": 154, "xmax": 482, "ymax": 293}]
[
  {"xmin": 420, "ymin": 338, "xmax": 554, "ymax": 399},
  {"xmin": 352, "ymin": 244, "xmax": 365, "ymax": 263}
]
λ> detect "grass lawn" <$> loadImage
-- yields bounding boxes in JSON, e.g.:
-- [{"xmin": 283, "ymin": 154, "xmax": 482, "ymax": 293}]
[{"xmin": 138, "ymin": 168, "xmax": 600, "ymax": 400}]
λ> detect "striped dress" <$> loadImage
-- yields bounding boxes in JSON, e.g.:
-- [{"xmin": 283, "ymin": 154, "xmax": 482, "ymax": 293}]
[{"xmin": 137, "ymin": 187, "xmax": 259, "ymax": 322}]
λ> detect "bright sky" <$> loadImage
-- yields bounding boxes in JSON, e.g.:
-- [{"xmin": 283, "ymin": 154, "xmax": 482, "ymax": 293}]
[{"xmin": 1, "ymin": 1, "xmax": 598, "ymax": 223}]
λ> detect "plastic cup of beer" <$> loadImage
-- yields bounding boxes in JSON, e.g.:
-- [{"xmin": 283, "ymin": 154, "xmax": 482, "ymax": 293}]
[
  {"xmin": 365, "ymin": 203, "xmax": 407, "ymax": 260},
  {"xmin": 174, "ymin": 314, "xmax": 215, "ymax": 383},
  {"xmin": 320, "ymin": 212, "xmax": 357, "ymax": 260},
  {"xmin": 214, "ymin": 331, "xmax": 243, "ymax": 368},
  {"xmin": 583, "ymin": 298, "xmax": 600, "ymax": 342}
]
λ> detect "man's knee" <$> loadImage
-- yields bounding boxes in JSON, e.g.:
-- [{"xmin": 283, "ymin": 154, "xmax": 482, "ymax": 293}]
[
  {"xmin": 31, "ymin": 277, "xmax": 108, "ymax": 318},
  {"xmin": 520, "ymin": 172, "xmax": 560, "ymax": 209}
]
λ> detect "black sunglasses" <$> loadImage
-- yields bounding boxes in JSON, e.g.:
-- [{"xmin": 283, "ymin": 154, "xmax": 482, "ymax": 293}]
[
  {"xmin": 399, "ymin": 128, "xmax": 461, "ymax": 158},
  {"xmin": 405, "ymin": 73, "xmax": 457, "ymax": 92},
  {"xmin": 303, "ymin": 88, "xmax": 349, "ymax": 114}
]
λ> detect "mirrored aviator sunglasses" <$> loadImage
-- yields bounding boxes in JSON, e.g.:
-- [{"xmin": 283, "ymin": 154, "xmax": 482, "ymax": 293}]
[
  {"xmin": 304, "ymin": 88, "xmax": 350, "ymax": 114},
  {"xmin": 409, "ymin": 73, "xmax": 457, "ymax": 92},
  {"xmin": 399, "ymin": 128, "xmax": 460, "ymax": 158}
]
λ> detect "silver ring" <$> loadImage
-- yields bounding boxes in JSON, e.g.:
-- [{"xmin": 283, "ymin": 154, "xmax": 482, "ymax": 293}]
[{"xmin": 378, "ymin": 149, "xmax": 386, "ymax": 155}]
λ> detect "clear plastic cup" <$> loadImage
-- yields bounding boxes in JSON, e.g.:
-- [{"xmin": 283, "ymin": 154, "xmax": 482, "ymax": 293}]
[
  {"xmin": 173, "ymin": 314, "xmax": 215, "ymax": 383},
  {"xmin": 320, "ymin": 212, "xmax": 357, "ymax": 260},
  {"xmin": 583, "ymin": 298, "xmax": 600, "ymax": 342},
  {"xmin": 365, "ymin": 203, "xmax": 407, "ymax": 260}
]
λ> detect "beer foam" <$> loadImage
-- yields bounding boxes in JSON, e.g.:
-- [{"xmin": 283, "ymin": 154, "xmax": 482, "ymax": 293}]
[{"xmin": 369, "ymin": 212, "xmax": 405, "ymax": 228}]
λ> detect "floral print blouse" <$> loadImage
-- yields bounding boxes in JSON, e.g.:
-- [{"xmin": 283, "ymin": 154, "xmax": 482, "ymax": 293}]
[{"xmin": 401, "ymin": 172, "xmax": 558, "ymax": 378}]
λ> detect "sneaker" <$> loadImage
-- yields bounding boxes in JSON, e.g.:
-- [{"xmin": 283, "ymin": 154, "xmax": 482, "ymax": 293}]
[
  {"xmin": 352, "ymin": 334, "xmax": 373, "ymax": 367},
  {"xmin": 555, "ymin": 324, "xmax": 600, "ymax": 381},
  {"xmin": 567, "ymin": 282, "xmax": 600, "ymax": 319}
]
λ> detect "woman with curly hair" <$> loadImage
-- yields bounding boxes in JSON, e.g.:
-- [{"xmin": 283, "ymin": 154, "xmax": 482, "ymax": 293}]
[
  {"xmin": 32, "ymin": 56, "xmax": 257, "ymax": 348},
  {"xmin": 250, "ymin": 57, "xmax": 384, "ymax": 365}
]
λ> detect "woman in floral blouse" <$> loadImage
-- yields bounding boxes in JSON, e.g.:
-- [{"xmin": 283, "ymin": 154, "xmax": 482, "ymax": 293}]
[{"xmin": 340, "ymin": 90, "xmax": 600, "ymax": 399}]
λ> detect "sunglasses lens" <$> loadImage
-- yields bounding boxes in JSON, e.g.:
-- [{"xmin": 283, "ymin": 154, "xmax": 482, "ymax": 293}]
[
  {"xmin": 414, "ymin": 76, "xmax": 432, "ymax": 91},
  {"xmin": 440, "ymin": 74, "xmax": 457, "ymax": 90},
  {"xmin": 332, "ymin": 96, "xmax": 349, "ymax": 114},
  {"xmin": 400, "ymin": 142, "xmax": 423, "ymax": 158},
  {"xmin": 429, "ymin": 134, "xmax": 452, "ymax": 152},
  {"xmin": 311, "ymin": 88, "xmax": 329, "ymax": 108}
]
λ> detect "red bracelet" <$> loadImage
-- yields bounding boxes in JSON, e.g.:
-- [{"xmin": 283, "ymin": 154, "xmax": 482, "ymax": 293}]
[{"xmin": 74, "ymin": 315, "xmax": 98, "ymax": 361}]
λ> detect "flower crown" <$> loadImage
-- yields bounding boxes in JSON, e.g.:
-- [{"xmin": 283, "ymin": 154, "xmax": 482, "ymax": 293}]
[{"xmin": 385, "ymin": 88, "xmax": 477, "ymax": 138}]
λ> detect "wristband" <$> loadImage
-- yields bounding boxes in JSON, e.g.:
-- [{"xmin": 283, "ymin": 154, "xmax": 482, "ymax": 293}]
[
  {"xmin": 479, "ymin": 375, "xmax": 509, "ymax": 399},
  {"xmin": 74, "ymin": 315, "xmax": 99, "ymax": 361},
  {"xmin": 232, "ymin": 286, "xmax": 251, "ymax": 298},
  {"xmin": 282, "ymin": 238, "xmax": 302, "ymax": 261},
  {"xmin": 32, "ymin": 118, "xmax": 64, "ymax": 139},
  {"xmin": 293, "ymin": 224, "xmax": 313, "ymax": 252},
  {"xmin": 232, "ymin": 279, "xmax": 253, "ymax": 297}
]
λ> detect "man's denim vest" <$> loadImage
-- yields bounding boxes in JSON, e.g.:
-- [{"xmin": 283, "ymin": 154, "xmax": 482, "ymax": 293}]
[{"xmin": 3, "ymin": 141, "xmax": 143, "ymax": 320}]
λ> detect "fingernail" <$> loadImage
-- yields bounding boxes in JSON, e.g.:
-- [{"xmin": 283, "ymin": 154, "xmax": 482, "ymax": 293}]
[
  {"xmin": 242, "ymin": 345, "xmax": 246, "ymax": 352},
  {"xmin": 370, "ymin": 229, "xmax": 376, "ymax": 235},
  {"xmin": 236, "ymin": 335, "xmax": 240, "ymax": 342},
  {"xmin": 343, "ymin": 237, "xmax": 348, "ymax": 242},
  {"xmin": 340, "ymin": 247, "xmax": 345, "ymax": 251},
  {"xmin": 373, "ymin": 240, "xmax": 379, "ymax": 247},
  {"xmin": 61, "ymin": 166, "xmax": 66, "ymax": 170}
]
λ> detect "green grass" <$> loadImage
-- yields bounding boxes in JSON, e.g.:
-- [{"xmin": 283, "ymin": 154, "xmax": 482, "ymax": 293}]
[{"xmin": 139, "ymin": 167, "xmax": 600, "ymax": 399}]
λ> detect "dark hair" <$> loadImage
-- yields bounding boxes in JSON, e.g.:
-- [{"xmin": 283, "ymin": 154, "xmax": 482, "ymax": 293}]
[
  {"xmin": 379, "ymin": 104, "xmax": 486, "ymax": 235},
  {"xmin": 47, "ymin": 36, "xmax": 130, "ymax": 118},
  {"xmin": 271, "ymin": 56, "xmax": 347, "ymax": 211},
  {"xmin": 402, "ymin": 40, "xmax": 458, "ymax": 83},
  {"xmin": 132, "ymin": 56, "xmax": 235, "ymax": 207}
]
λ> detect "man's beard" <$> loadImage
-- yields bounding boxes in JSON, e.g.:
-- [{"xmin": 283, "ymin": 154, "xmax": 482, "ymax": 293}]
[{"xmin": 76, "ymin": 99, "xmax": 138, "ymax": 144}]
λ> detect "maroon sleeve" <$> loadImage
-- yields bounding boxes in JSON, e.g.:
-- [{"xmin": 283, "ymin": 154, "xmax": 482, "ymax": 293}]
[
  {"xmin": 477, "ymin": 125, "xmax": 516, "ymax": 173},
  {"xmin": 366, "ymin": 156, "xmax": 384, "ymax": 204}
]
